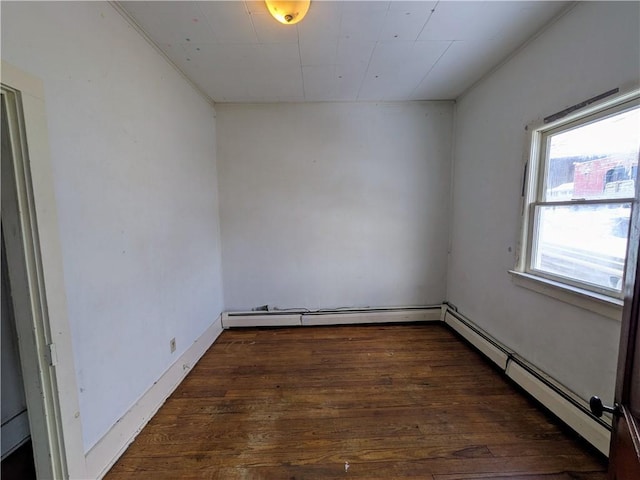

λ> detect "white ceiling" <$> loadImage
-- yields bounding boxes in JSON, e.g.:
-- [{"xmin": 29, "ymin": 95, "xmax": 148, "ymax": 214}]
[{"xmin": 120, "ymin": 0, "xmax": 570, "ymax": 103}]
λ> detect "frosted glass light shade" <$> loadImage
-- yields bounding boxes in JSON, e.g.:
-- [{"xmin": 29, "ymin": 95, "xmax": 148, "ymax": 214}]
[{"xmin": 265, "ymin": 0, "xmax": 310, "ymax": 25}]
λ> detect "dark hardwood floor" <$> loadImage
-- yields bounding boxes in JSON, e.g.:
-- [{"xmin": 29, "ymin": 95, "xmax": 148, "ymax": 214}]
[{"xmin": 105, "ymin": 324, "xmax": 607, "ymax": 479}]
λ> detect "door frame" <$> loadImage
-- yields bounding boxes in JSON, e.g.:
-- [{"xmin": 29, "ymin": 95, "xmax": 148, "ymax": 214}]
[
  {"xmin": 608, "ymin": 153, "xmax": 640, "ymax": 476},
  {"xmin": 1, "ymin": 61, "xmax": 86, "ymax": 478}
]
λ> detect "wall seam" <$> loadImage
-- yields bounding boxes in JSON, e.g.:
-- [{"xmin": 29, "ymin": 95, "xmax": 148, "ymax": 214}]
[
  {"xmin": 444, "ymin": 100, "xmax": 458, "ymax": 302},
  {"xmin": 455, "ymin": 1, "xmax": 579, "ymax": 104},
  {"xmin": 108, "ymin": 1, "xmax": 216, "ymax": 108}
]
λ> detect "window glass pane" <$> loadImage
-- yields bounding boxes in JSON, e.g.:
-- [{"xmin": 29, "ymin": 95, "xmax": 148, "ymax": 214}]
[
  {"xmin": 544, "ymin": 107, "xmax": 640, "ymax": 201},
  {"xmin": 532, "ymin": 203, "xmax": 631, "ymax": 292}
]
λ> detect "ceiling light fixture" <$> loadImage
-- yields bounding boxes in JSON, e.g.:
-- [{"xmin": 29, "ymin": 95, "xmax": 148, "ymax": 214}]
[{"xmin": 264, "ymin": 0, "xmax": 310, "ymax": 25}]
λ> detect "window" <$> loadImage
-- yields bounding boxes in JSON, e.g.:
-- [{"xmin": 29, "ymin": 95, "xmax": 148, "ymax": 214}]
[{"xmin": 517, "ymin": 90, "xmax": 640, "ymax": 301}]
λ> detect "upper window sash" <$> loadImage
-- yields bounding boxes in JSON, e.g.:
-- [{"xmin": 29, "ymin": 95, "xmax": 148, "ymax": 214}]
[{"xmin": 535, "ymin": 97, "xmax": 640, "ymax": 204}]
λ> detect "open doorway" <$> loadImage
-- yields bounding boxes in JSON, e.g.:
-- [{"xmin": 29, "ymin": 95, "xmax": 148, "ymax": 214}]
[
  {"xmin": 1, "ymin": 65, "xmax": 86, "ymax": 478},
  {"xmin": 1, "ymin": 90, "xmax": 37, "ymax": 479},
  {"xmin": 1, "ymin": 223, "xmax": 35, "ymax": 476}
]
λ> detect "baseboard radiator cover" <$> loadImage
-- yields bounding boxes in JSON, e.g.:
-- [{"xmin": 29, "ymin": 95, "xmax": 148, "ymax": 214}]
[
  {"xmin": 506, "ymin": 360, "xmax": 611, "ymax": 455},
  {"xmin": 222, "ymin": 306, "xmax": 443, "ymax": 328},
  {"xmin": 442, "ymin": 305, "xmax": 611, "ymax": 456},
  {"xmin": 222, "ymin": 312, "xmax": 303, "ymax": 328},
  {"xmin": 443, "ymin": 309, "xmax": 511, "ymax": 370}
]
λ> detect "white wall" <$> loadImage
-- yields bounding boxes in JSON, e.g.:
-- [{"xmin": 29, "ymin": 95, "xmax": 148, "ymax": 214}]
[
  {"xmin": 448, "ymin": 1, "xmax": 640, "ymax": 404},
  {"xmin": 1, "ymin": 2, "xmax": 224, "ymax": 451},
  {"xmin": 217, "ymin": 102, "xmax": 453, "ymax": 310}
]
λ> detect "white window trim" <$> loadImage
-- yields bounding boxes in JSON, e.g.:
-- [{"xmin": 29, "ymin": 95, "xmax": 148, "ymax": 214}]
[
  {"xmin": 513, "ymin": 88, "xmax": 640, "ymax": 320},
  {"xmin": 509, "ymin": 270, "xmax": 623, "ymax": 321}
]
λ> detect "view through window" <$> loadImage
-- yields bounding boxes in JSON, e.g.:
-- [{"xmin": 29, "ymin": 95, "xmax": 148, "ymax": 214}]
[{"xmin": 527, "ymin": 96, "xmax": 640, "ymax": 296}]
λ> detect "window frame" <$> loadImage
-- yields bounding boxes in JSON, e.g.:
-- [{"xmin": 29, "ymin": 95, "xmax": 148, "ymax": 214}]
[{"xmin": 515, "ymin": 89, "xmax": 640, "ymax": 308}]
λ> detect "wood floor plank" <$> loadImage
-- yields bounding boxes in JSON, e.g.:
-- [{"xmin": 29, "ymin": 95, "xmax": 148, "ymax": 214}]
[{"xmin": 105, "ymin": 324, "xmax": 607, "ymax": 479}]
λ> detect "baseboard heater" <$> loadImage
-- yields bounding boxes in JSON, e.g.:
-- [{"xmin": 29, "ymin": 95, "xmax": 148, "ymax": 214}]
[
  {"xmin": 442, "ymin": 306, "xmax": 612, "ymax": 456},
  {"xmin": 221, "ymin": 306, "xmax": 442, "ymax": 328}
]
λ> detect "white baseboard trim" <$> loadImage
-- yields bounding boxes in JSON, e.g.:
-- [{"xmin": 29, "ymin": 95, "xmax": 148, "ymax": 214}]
[
  {"xmin": 84, "ymin": 315, "xmax": 224, "ymax": 479},
  {"xmin": 442, "ymin": 305, "xmax": 611, "ymax": 456}
]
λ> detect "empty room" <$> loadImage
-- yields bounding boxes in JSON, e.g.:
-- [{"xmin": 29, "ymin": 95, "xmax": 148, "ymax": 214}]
[{"xmin": 1, "ymin": 1, "xmax": 639, "ymax": 479}]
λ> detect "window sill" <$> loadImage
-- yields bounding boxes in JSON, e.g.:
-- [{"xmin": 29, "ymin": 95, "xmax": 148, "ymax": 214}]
[{"xmin": 508, "ymin": 270, "xmax": 623, "ymax": 321}]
